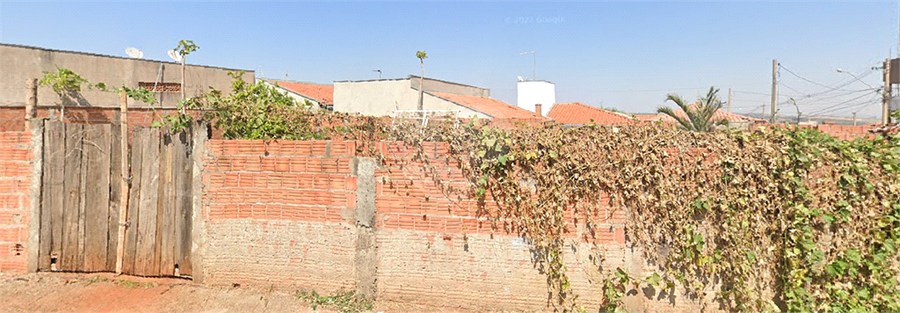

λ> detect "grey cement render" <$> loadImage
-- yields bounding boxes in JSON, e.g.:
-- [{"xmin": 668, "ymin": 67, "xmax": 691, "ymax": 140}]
[
  {"xmin": 0, "ymin": 44, "xmax": 253, "ymax": 109},
  {"xmin": 354, "ymin": 158, "xmax": 377, "ymax": 228},
  {"xmin": 190, "ymin": 121, "xmax": 208, "ymax": 283},
  {"xmin": 25, "ymin": 119, "xmax": 43, "ymax": 272},
  {"xmin": 408, "ymin": 76, "xmax": 490, "ymax": 97},
  {"xmin": 353, "ymin": 157, "xmax": 378, "ymax": 299}
]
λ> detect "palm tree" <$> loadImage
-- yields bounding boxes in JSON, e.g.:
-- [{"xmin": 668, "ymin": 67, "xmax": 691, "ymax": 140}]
[
  {"xmin": 657, "ymin": 86, "xmax": 725, "ymax": 132},
  {"xmin": 416, "ymin": 50, "xmax": 428, "ymax": 111}
]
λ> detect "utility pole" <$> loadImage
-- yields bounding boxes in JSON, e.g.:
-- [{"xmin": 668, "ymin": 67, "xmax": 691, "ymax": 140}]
[
  {"xmin": 770, "ymin": 59, "xmax": 778, "ymax": 123},
  {"xmin": 727, "ymin": 87, "xmax": 733, "ymax": 113},
  {"xmin": 883, "ymin": 58, "xmax": 891, "ymax": 125},
  {"xmin": 852, "ymin": 112, "xmax": 857, "ymax": 126}
]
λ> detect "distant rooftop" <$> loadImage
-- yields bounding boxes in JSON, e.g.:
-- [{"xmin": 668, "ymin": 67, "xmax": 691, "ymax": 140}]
[
  {"xmin": 428, "ymin": 92, "xmax": 544, "ymax": 120},
  {"xmin": 268, "ymin": 80, "xmax": 334, "ymax": 105},
  {"xmin": 547, "ymin": 102, "xmax": 636, "ymax": 125}
]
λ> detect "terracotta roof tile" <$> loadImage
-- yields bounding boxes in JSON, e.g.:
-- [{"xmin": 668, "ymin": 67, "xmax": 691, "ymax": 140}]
[
  {"xmin": 271, "ymin": 80, "xmax": 334, "ymax": 105},
  {"xmin": 429, "ymin": 92, "xmax": 545, "ymax": 120},
  {"xmin": 641, "ymin": 105, "xmax": 765, "ymax": 124},
  {"xmin": 547, "ymin": 102, "xmax": 637, "ymax": 125}
]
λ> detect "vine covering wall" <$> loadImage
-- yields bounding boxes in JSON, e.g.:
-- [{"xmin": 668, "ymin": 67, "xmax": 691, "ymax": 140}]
[{"xmin": 169, "ymin": 76, "xmax": 900, "ymax": 312}]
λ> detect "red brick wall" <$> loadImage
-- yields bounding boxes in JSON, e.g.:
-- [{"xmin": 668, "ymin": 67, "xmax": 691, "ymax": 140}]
[
  {"xmin": 197, "ymin": 138, "xmax": 631, "ymax": 311},
  {"xmin": 750, "ymin": 123, "xmax": 878, "ymax": 140},
  {"xmin": 200, "ymin": 140, "xmax": 360, "ymax": 290},
  {"xmin": 0, "ymin": 107, "xmax": 221, "ymax": 139},
  {"xmin": 0, "ymin": 132, "xmax": 32, "ymax": 272},
  {"xmin": 371, "ymin": 141, "xmax": 627, "ymax": 311}
]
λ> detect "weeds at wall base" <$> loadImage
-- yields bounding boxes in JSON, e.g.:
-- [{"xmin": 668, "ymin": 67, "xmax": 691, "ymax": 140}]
[{"xmin": 296, "ymin": 289, "xmax": 373, "ymax": 313}]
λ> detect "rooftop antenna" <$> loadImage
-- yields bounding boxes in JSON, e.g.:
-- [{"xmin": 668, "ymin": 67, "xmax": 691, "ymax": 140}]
[
  {"xmin": 167, "ymin": 49, "xmax": 183, "ymax": 63},
  {"xmin": 125, "ymin": 47, "xmax": 143, "ymax": 59},
  {"xmin": 373, "ymin": 69, "xmax": 382, "ymax": 79},
  {"xmin": 519, "ymin": 51, "xmax": 536, "ymax": 80}
]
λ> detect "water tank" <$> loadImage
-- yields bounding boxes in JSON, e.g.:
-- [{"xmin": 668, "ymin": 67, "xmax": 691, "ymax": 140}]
[{"xmin": 517, "ymin": 80, "xmax": 556, "ymax": 116}]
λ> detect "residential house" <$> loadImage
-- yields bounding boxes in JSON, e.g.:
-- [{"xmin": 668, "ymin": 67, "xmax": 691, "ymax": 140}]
[
  {"xmin": 547, "ymin": 102, "xmax": 637, "ymax": 126},
  {"xmin": 0, "ymin": 43, "xmax": 253, "ymax": 109},
  {"xmin": 333, "ymin": 75, "xmax": 544, "ymax": 122},
  {"xmin": 264, "ymin": 80, "xmax": 334, "ymax": 111}
]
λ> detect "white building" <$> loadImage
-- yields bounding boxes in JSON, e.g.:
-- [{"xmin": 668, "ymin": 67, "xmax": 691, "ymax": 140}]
[{"xmin": 516, "ymin": 80, "xmax": 556, "ymax": 116}]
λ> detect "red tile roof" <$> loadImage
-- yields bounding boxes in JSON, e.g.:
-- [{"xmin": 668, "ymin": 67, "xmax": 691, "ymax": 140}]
[
  {"xmin": 547, "ymin": 102, "xmax": 637, "ymax": 125},
  {"xmin": 271, "ymin": 81, "xmax": 334, "ymax": 105},
  {"xmin": 429, "ymin": 92, "xmax": 545, "ymax": 120},
  {"xmin": 640, "ymin": 105, "xmax": 765, "ymax": 124}
]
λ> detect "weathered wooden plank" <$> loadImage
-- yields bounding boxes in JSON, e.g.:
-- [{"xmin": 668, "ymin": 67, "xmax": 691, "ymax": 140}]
[
  {"xmin": 82, "ymin": 124, "xmax": 111, "ymax": 272},
  {"xmin": 123, "ymin": 127, "xmax": 145, "ymax": 274},
  {"xmin": 136, "ymin": 128, "xmax": 161, "ymax": 276},
  {"xmin": 40, "ymin": 120, "xmax": 65, "ymax": 271},
  {"xmin": 61, "ymin": 123, "xmax": 83, "ymax": 271},
  {"xmin": 157, "ymin": 131, "xmax": 176, "ymax": 276},
  {"xmin": 107, "ymin": 122, "xmax": 121, "ymax": 271},
  {"xmin": 174, "ymin": 129, "xmax": 193, "ymax": 276}
]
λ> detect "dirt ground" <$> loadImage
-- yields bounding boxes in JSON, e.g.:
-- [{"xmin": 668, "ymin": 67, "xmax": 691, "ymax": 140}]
[{"xmin": 0, "ymin": 272, "xmax": 338, "ymax": 313}]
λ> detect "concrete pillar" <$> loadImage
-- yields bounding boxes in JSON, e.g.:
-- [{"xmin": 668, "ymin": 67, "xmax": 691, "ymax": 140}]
[
  {"xmin": 25, "ymin": 79, "xmax": 37, "ymax": 131},
  {"xmin": 190, "ymin": 121, "xmax": 209, "ymax": 283},
  {"xmin": 26, "ymin": 120, "xmax": 44, "ymax": 272},
  {"xmin": 354, "ymin": 157, "xmax": 378, "ymax": 299}
]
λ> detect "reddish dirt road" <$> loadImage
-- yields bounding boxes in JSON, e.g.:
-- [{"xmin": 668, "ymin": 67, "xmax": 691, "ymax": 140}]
[{"xmin": 0, "ymin": 272, "xmax": 329, "ymax": 313}]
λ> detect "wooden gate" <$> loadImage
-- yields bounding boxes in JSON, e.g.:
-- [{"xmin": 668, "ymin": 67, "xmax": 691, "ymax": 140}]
[
  {"xmin": 38, "ymin": 121, "xmax": 194, "ymax": 277},
  {"xmin": 121, "ymin": 127, "xmax": 193, "ymax": 277},
  {"xmin": 38, "ymin": 121, "xmax": 119, "ymax": 272}
]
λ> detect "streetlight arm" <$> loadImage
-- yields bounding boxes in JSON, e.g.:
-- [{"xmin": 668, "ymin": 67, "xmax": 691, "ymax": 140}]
[{"xmin": 836, "ymin": 68, "xmax": 877, "ymax": 90}]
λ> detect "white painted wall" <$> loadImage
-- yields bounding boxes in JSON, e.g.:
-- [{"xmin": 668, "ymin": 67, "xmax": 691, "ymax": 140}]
[
  {"xmin": 333, "ymin": 79, "xmax": 488, "ymax": 118},
  {"xmin": 516, "ymin": 80, "xmax": 556, "ymax": 116}
]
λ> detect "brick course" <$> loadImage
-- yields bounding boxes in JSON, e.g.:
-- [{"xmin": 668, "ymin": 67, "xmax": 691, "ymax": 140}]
[
  {"xmin": 198, "ymin": 139, "xmax": 633, "ymax": 311},
  {"xmin": 0, "ymin": 132, "xmax": 32, "ymax": 272}
]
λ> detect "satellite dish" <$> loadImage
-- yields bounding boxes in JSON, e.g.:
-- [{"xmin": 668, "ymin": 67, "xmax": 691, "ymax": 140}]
[
  {"xmin": 167, "ymin": 49, "xmax": 183, "ymax": 63},
  {"xmin": 125, "ymin": 47, "xmax": 143, "ymax": 59},
  {"xmin": 517, "ymin": 76, "xmax": 525, "ymax": 82}
]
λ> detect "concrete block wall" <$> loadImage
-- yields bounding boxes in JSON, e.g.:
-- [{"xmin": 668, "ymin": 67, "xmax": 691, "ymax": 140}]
[{"xmin": 0, "ymin": 131, "xmax": 33, "ymax": 272}]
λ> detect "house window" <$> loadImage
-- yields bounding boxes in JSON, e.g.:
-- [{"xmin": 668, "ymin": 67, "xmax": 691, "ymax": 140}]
[{"xmin": 138, "ymin": 82, "xmax": 181, "ymax": 92}]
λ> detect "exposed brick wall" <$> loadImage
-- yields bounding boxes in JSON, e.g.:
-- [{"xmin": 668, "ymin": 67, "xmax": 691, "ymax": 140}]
[
  {"xmin": 371, "ymin": 141, "xmax": 627, "ymax": 311},
  {"xmin": 0, "ymin": 107, "xmax": 220, "ymax": 139},
  {"xmin": 750, "ymin": 123, "xmax": 878, "ymax": 140},
  {"xmin": 200, "ymin": 140, "xmax": 360, "ymax": 290},
  {"xmin": 197, "ymin": 138, "xmax": 632, "ymax": 311},
  {"xmin": 0, "ymin": 132, "xmax": 32, "ymax": 272}
]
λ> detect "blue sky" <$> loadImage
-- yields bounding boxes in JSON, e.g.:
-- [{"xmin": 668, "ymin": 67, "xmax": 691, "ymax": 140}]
[{"xmin": 1, "ymin": 1, "xmax": 897, "ymax": 120}]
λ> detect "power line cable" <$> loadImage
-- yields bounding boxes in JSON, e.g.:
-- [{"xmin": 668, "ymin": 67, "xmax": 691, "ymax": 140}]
[
  {"xmin": 778, "ymin": 63, "xmax": 879, "ymax": 98},
  {"xmin": 809, "ymin": 99, "xmax": 879, "ymax": 117},
  {"xmin": 779, "ymin": 64, "xmax": 843, "ymax": 89},
  {"xmin": 807, "ymin": 92, "xmax": 880, "ymax": 116}
]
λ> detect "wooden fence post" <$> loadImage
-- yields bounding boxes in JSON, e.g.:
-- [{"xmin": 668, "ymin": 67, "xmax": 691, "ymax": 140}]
[
  {"xmin": 115, "ymin": 91, "xmax": 129, "ymax": 274},
  {"xmin": 24, "ymin": 78, "xmax": 37, "ymax": 131}
]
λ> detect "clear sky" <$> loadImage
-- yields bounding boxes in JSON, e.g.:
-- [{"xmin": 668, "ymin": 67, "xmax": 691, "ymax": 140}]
[{"xmin": 1, "ymin": 1, "xmax": 897, "ymax": 120}]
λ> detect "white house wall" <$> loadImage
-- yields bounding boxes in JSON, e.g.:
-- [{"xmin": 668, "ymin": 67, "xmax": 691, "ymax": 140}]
[
  {"xmin": 334, "ymin": 79, "xmax": 488, "ymax": 118},
  {"xmin": 517, "ymin": 81, "xmax": 556, "ymax": 116}
]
